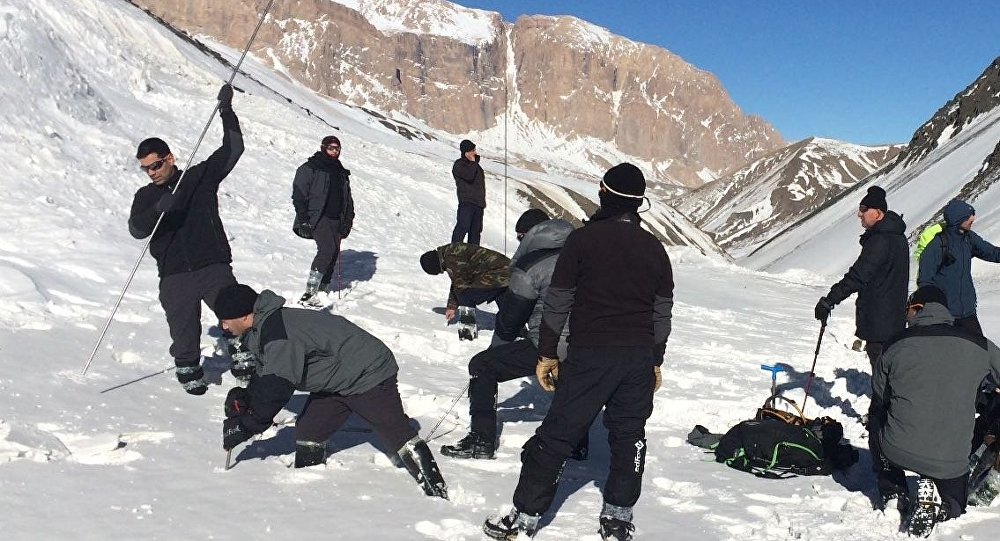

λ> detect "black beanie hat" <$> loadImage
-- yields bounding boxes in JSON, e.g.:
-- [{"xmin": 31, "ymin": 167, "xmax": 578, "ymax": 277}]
[
  {"xmin": 860, "ymin": 186, "xmax": 887, "ymax": 212},
  {"xmin": 420, "ymin": 249, "xmax": 443, "ymax": 275},
  {"xmin": 515, "ymin": 209, "xmax": 550, "ymax": 235},
  {"xmin": 215, "ymin": 284, "xmax": 258, "ymax": 320},
  {"xmin": 602, "ymin": 163, "xmax": 646, "ymax": 199},
  {"xmin": 459, "ymin": 139, "xmax": 476, "ymax": 153},
  {"xmin": 908, "ymin": 285, "xmax": 948, "ymax": 309},
  {"xmin": 321, "ymin": 135, "xmax": 341, "ymax": 148}
]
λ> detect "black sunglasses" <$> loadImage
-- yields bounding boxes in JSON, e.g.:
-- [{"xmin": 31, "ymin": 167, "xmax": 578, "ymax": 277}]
[
  {"xmin": 324, "ymin": 145, "xmax": 341, "ymax": 152},
  {"xmin": 140, "ymin": 158, "xmax": 168, "ymax": 173}
]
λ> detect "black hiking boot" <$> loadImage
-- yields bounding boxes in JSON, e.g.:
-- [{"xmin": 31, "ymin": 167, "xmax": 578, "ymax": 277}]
[
  {"xmin": 907, "ymin": 477, "xmax": 941, "ymax": 538},
  {"xmin": 398, "ymin": 438, "xmax": 448, "ymax": 499},
  {"xmin": 483, "ymin": 508, "xmax": 539, "ymax": 540},
  {"xmin": 440, "ymin": 432, "xmax": 496, "ymax": 459},
  {"xmin": 598, "ymin": 517, "xmax": 635, "ymax": 540},
  {"xmin": 457, "ymin": 306, "xmax": 478, "ymax": 340},
  {"xmin": 875, "ymin": 485, "xmax": 909, "ymax": 513}
]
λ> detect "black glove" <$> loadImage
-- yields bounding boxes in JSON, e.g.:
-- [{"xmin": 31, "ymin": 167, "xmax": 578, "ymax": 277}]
[
  {"xmin": 293, "ymin": 217, "xmax": 314, "ymax": 239},
  {"xmin": 224, "ymin": 387, "xmax": 249, "ymax": 418},
  {"xmin": 176, "ymin": 363, "xmax": 207, "ymax": 395},
  {"xmin": 217, "ymin": 84, "xmax": 234, "ymax": 110},
  {"xmin": 338, "ymin": 226, "xmax": 351, "ymax": 239},
  {"xmin": 814, "ymin": 297, "xmax": 834, "ymax": 324},
  {"xmin": 155, "ymin": 192, "xmax": 177, "ymax": 214},
  {"xmin": 223, "ymin": 417, "xmax": 251, "ymax": 450}
]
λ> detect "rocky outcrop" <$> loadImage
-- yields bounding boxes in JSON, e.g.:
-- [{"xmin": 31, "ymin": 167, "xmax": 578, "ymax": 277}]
[{"xmin": 129, "ymin": 0, "xmax": 784, "ymax": 187}]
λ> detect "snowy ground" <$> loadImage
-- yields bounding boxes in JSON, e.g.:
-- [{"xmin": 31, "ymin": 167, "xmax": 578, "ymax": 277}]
[{"xmin": 1, "ymin": 1, "xmax": 998, "ymax": 539}]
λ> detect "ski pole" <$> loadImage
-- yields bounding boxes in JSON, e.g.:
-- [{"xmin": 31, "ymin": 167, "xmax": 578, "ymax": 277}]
[
  {"xmin": 801, "ymin": 322, "xmax": 827, "ymax": 413},
  {"xmin": 423, "ymin": 381, "xmax": 471, "ymax": 441},
  {"xmin": 81, "ymin": 0, "xmax": 277, "ymax": 377},
  {"xmin": 99, "ymin": 365, "xmax": 176, "ymax": 393},
  {"xmin": 337, "ymin": 240, "xmax": 343, "ymax": 300}
]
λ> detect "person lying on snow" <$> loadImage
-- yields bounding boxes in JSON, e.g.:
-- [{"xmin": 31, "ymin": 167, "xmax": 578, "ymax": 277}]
[{"xmin": 213, "ymin": 283, "xmax": 448, "ymax": 499}]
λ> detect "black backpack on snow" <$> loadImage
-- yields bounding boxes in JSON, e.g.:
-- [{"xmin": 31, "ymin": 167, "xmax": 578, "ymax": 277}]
[{"xmin": 713, "ymin": 395, "xmax": 857, "ymax": 478}]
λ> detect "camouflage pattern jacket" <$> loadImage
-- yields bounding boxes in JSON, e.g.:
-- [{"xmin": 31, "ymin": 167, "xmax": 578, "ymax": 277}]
[{"xmin": 436, "ymin": 243, "xmax": 511, "ymax": 309}]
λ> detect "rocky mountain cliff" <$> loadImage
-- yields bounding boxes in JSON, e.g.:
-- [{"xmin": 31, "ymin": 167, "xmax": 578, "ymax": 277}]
[
  {"xmin": 129, "ymin": 0, "xmax": 784, "ymax": 188},
  {"xmin": 676, "ymin": 138, "xmax": 901, "ymax": 256}
]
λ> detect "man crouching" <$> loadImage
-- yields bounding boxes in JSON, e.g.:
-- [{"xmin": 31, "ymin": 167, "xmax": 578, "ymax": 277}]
[{"xmin": 214, "ymin": 283, "xmax": 448, "ymax": 499}]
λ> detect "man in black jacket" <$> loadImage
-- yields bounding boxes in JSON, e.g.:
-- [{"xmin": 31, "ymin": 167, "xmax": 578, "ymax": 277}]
[
  {"xmin": 291, "ymin": 135, "xmax": 356, "ymax": 304},
  {"xmin": 128, "ymin": 84, "xmax": 242, "ymax": 396},
  {"xmin": 484, "ymin": 163, "xmax": 674, "ymax": 541},
  {"xmin": 451, "ymin": 139, "xmax": 486, "ymax": 245},
  {"xmin": 815, "ymin": 185, "xmax": 909, "ymax": 370}
]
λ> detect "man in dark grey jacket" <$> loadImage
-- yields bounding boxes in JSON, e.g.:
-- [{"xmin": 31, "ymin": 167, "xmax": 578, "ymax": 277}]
[
  {"xmin": 214, "ymin": 284, "xmax": 447, "ymax": 499},
  {"xmin": 291, "ymin": 135, "xmax": 356, "ymax": 304},
  {"xmin": 451, "ymin": 139, "xmax": 486, "ymax": 245},
  {"xmin": 441, "ymin": 210, "xmax": 586, "ymax": 460},
  {"xmin": 870, "ymin": 285, "xmax": 1000, "ymax": 536}
]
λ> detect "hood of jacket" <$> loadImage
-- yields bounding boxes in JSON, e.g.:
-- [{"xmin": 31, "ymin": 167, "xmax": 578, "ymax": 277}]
[
  {"xmin": 511, "ymin": 219, "xmax": 574, "ymax": 263},
  {"xmin": 861, "ymin": 209, "xmax": 906, "ymax": 243},
  {"xmin": 943, "ymin": 199, "xmax": 975, "ymax": 228},
  {"xmin": 252, "ymin": 289, "xmax": 287, "ymax": 329},
  {"xmin": 908, "ymin": 302, "xmax": 955, "ymax": 327}
]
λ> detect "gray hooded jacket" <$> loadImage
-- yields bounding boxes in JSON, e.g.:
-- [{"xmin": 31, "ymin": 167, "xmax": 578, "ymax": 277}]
[
  {"xmin": 874, "ymin": 302, "xmax": 1000, "ymax": 479},
  {"xmin": 244, "ymin": 290, "xmax": 398, "ymax": 396},
  {"xmin": 492, "ymin": 219, "xmax": 574, "ymax": 357}
]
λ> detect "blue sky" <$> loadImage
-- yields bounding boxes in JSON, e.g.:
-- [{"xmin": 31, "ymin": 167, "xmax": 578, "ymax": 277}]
[{"xmin": 459, "ymin": 0, "xmax": 999, "ymax": 146}]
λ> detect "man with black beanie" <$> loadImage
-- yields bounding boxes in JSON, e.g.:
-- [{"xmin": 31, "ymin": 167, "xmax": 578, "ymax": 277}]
[
  {"xmin": 484, "ymin": 163, "xmax": 674, "ymax": 540},
  {"xmin": 814, "ymin": 185, "xmax": 908, "ymax": 372},
  {"xmin": 213, "ymin": 283, "xmax": 448, "ymax": 499},
  {"xmin": 128, "ymin": 84, "xmax": 242, "ymax": 396},
  {"xmin": 451, "ymin": 139, "xmax": 486, "ymax": 245},
  {"xmin": 291, "ymin": 135, "xmax": 356, "ymax": 305}
]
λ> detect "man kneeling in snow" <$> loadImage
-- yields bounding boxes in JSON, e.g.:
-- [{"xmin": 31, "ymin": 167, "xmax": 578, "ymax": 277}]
[
  {"xmin": 213, "ymin": 283, "xmax": 448, "ymax": 499},
  {"xmin": 870, "ymin": 285, "xmax": 1000, "ymax": 536}
]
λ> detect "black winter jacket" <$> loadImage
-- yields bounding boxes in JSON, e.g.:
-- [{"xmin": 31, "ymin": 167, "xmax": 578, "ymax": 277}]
[
  {"xmin": 128, "ymin": 108, "xmax": 243, "ymax": 277},
  {"xmin": 291, "ymin": 152, "xmax": 355, "ymax": 237},
  {"xmin": 538, "ymin": 210, "xmax": 674, "ymax": 364},
  {"xmin": 452, "ymin": 155, "xmax": 486, "ymax": 208},
  {"xmin": 826, "ymin": 210, "xmax": 909, "ymax": 342}
]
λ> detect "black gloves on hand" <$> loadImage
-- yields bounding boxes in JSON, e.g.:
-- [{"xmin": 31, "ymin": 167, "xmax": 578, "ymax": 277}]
[
  {"xmin": 155, "ymin": 192, "xmax": 177, "ymax": 214},
  {"xmin": 293, "ymin": 216, "xmax": 314, "ymax": 239},
  {"xmin": 223, "ymin": 417, "xmax": 251, "ymax": 450},
  {"xmin": 217, "ymin": 84, "xmax": 234, "ymax": 111},
  {"xmin": 224, "ymin": 386, "xmax": 249, "ymax": 418},
  {"xmin": 175, "ymin": 363, "xmax": 207, "ymax": 395},
  {"xmin": 814, "ymin": 297, "xmax": 834, "ymax": 324}
]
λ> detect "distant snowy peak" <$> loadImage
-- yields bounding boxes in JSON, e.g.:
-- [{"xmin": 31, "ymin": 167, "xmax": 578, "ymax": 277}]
[
  {"xmin": 891, "ymin": 56, "xmax": 1000, "ymax": 171},
  {"xmin": 676, "ymin": 137, "xmax": 901, "ymax": 257},
  {"xmin": 328, "ymin": 0, "xmax": 501, "ymax": 44}
]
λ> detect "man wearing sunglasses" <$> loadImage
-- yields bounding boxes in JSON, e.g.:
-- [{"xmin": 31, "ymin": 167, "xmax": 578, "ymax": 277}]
[
  {"xmin": 291, "ymin": 135, "xmax": 355, "ymax": 305},
  {"xmin": 814, "ymin": 185, "xmax": 908, "ymax": 371},
  {"xmin": 128, "ymin": 83, "xmax": 243, "ymax": 396}
]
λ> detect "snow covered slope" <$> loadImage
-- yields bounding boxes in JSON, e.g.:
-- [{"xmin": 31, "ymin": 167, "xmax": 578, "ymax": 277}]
[{"xmin": 1, "ymin": 2, "xmax": 998, "ymax": 540}]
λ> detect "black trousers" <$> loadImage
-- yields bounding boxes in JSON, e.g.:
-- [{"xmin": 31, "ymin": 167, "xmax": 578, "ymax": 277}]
[
  {"xmin": 159, "ymin": 263, "xmax": 236, "ymax": 367},
  {"xmin": 310, "ymin": 216, "xmax": 342, "ymax": 287},
  {"xmin": 864, "ymin": 341, "xmax": 883, "ymax": 371},
  {"xmin": 456, "ymin": 287, "xmax": 507, "ymax": 309},
  {"xmin": 956, "ymin": 314, "xmax": 984, "ymax": 337},
  {"xmin": 468, "ymin": 339, "xmax": 589, "ymax": 456},
  {"xmin": 870, "ymin": 421, "xmax": 968, "ymax": 518},
  {"xmin": 512, "ymin": 346, "xmax": 654, "ymax": 516},
  {"xmin": 451, "ymin": 202, "xmax": 484, "ymax": 245},
  {"xmin": 294, "ymin": 375, "xmax": 418, "ymax": 453}
]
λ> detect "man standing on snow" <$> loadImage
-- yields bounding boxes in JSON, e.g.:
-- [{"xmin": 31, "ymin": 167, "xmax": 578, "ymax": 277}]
[
  {"xmin": 128, "ymin": 84, "xmax": 242, "ymax": 396},
  {"xmin": 814, "ymin": 186, "xmax": 908, "ymax": 369},
  {"xmin": 484, "ymin": 163, "xmax": 674, "ymax": 541},
  {"xmin": 451, "ymin": 139, "xmax": 486, "ymax": 245},
  {"xmin": 441, "ymin": 209, "xmax": 587, "ymax": 461},
  {"xmin": 419, "ymin": 241, "xmax": 510, "ymax": 340},
  {"xmin": 917, "ymin": 198, "xmax": 1000, "ymax": 337},
  {"xmin": 291, "ymin": 135, "xmax": 355, "ymax": 305},
  {"xmin": 869, "ymin": 285, "xmax": 1000, "ymax": 536},
  {"xmin": 214, "ymin": 283, "xmax": 448, "ymax": 499}
]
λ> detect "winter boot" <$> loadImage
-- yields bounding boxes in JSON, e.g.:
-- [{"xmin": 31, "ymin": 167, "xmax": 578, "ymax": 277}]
[
  {"xmin": 440, "ymin": 432, "xmax": 496, "ymax": 459},
  {"xmin": 907, "ymin": 477, "xmax": 942, "ymax": 538},
  {"xmin": 294, "ymin": 441, "xmax": 326, "ymax": 468},
  {"xmin": 483, "ymin": 508, "xmax": 540, "ymax": 540},
  {"xmin": 599, "ymin": 503, "xmax": 634, "ymax": 541},
  {"xmin": 875, "ymin": 485, "xmax": 910, "ymax": 513},
  {"xmin": 226, "ymin": 336, "xmax": 257, "ymax": 383},
  {"xmin": 968, "ymin": 468, "xmax": 1000, "ymax": 507},
  {"xmin": 299, "ymin": 269, "xmax": 323, "ymax": 305},
  {"xmin": 398, "ymin": 438, "xmax": 448, "ymax": 499},
  {"xmin": 457, "ymin": 306, "xmax": 478, "ymax": 340}
]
